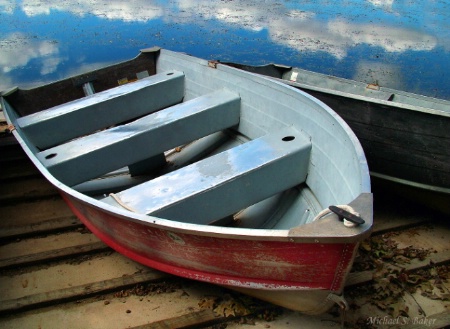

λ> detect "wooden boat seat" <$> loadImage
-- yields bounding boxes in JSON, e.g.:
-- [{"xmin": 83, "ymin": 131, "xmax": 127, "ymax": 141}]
[
  {"xmin": 37, "ymin": 89, "xmax": 241, "ymax": 186},
  {"xmin": 16, "ymin": 70, "xmax": 185, "ymax": 149},
  {"xmin": 103, "ymin": 127, "xmax": 312, "ymax": 225}
]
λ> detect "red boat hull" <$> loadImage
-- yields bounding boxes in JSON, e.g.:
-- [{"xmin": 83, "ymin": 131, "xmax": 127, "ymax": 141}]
[{"xmin": 61, "ymin": 192, "xmax": 358, "ymax": 312}]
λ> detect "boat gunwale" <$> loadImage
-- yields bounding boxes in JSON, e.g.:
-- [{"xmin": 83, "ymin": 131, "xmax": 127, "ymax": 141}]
[
  {"xmin": 282, "ymin": 77, "xmax": 450, "ymax": 117},
  {"xmin": 226, "ymin": 63, "xmax": 450, "ymax": 118}
]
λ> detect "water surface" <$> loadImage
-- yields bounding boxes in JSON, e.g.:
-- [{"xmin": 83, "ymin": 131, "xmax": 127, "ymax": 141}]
[{"xmin": 1, "ymin": 0, "xmax": 449, "ymax": 99}]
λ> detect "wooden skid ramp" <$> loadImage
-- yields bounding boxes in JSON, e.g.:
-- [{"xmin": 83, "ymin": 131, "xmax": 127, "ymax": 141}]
[{"xmin": 1, "ymin": 124, "xmax": 450, "ymax": 328}]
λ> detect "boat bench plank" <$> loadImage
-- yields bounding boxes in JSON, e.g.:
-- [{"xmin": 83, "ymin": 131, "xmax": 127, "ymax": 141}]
[
  {"xmin": 103, "ymin": 127, "xmax": 311, "ymax": 225},
  {"xmin": 37, "ymin": 89, "xmax": 241, "ymax": 186},
  {"xmin": 16, "ymin": 70, "xmax": 185, "ymax": 149}
]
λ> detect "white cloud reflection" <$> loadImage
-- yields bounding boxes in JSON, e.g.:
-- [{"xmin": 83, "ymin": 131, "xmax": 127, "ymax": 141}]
[
  {"xmin": 331, "ymin": 19, "xmax": 436, "ymax": 54},
  {"xmin": 0, "ymin": 33, "xmax": 61, "ymax": 74},
  {"xmin": 0, "ymin": 0, "xmax": 16, "ymax": 14},
  {"xmin": 175, "ymin": 0, "xmax": 437, "ymax": 59},
  {"xmin": 368, "ymin": 0, "xmax": 394, "ymax": 10},
  {"xmin": 0, "ymin": 32, "xmax": 62, "ymax": 90},
  {"xmin": 176, "ymin": 0, "xmax": 267, "ymax": 31},
  {"xmin": 21, "ymin": 0, "xmax": 163, "ymax": 21},
  {"xmin": 267, "ymin": 14, "xmax": 350, "ymax": 59}
]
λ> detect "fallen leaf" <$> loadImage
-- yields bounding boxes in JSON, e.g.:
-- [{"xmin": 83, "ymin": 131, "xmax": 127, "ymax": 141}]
[
  {"xmin": 389, "ymin": 300, "xmax": 409, "ymax": 317},
  {"xmin": 198, "ymin": 296, "xmax": 217, "ymax": 310}
]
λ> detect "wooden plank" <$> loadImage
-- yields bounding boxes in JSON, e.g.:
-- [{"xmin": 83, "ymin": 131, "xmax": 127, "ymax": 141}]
[
  {"xmin": 135, "ymin": 309, "xmax": 224, "ymax": 329},
  {"xmin": 0, "ymin": 198, "xmax": 77, "ymax": 232},
  {"xmin": 0, "ymin": 197, "xmax": 77, "ymax": 237},
  {"xmin": 0, "ymin": 252, "xmax": 152, "ymax": 301},
  {"xmin": 16, "ymin": 71, "xmax": 185, "ymax": 149},
  {"xmin": 0, "ymin": 241, "xmax": 109, "ymax": 269},
  {"xmin": 134, "ymin": 302, "xmax": 282, "ymax": 329},
  {"xmin": 0, "ymin": 270, "xmax": 169, "ymax": 313},
  {"xmin": 37, "ymin": 89, "xmax": 241, "ymax": 186},
  {"xmin": 0, "ymin": 231, "xmax": 109, "ymax": 268},
  {"xmin": 0, "ymin": 217, "xmax": 81, "ymax": 240},
  {"xmin": 0, "ymin": 281, "xmax": 226, "ymax": 329},
  {"xmin": 0, "ymin": 177, "xmax": 58, "ymax": 203}
]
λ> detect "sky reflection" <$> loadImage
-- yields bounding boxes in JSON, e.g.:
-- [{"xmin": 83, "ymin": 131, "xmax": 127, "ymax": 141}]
[{"xmin": 1, "ymin": 0, "xmax": 449, "ymax": 99}]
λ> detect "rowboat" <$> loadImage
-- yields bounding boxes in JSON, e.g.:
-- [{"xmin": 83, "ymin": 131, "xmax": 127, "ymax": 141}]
[
  {"xmin": 1, "ymin": 48, "xmax": 372, "ymax": 314},
  {"xmin": 225, "ymin": 62, "xmax": 450, "ymax": 214}
]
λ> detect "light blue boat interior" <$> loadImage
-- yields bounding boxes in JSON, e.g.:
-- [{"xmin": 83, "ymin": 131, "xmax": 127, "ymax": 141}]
[{"xmin": 1, "ymin": 49, "xmax": 370, "ymax": 230}]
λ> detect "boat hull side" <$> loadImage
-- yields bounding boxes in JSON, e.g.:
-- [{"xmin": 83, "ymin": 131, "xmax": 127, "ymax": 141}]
[
  {"xmin": 309, "ymin": 90, "xmax": 450, "ymax": 192},
  {"xmin": 60, "ymin": 192, "xmax": 358, "ymax": 311},
  {"xmin": 4, "ymin": 50, "xmax": 159, "ymax": 116}
]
